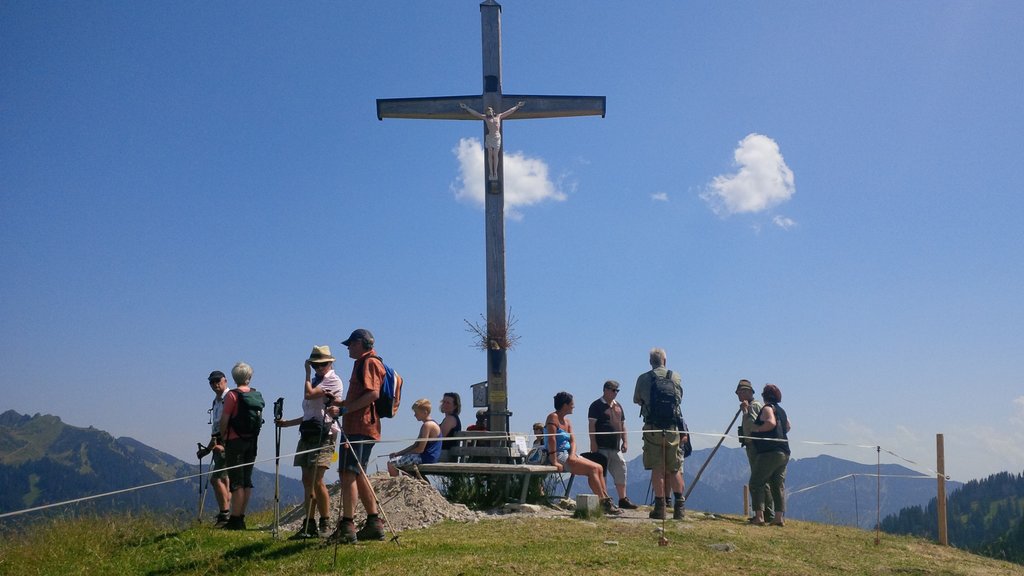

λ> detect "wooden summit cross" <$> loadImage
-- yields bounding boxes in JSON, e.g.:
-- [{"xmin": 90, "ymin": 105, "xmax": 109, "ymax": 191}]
[{"xmin": 376, "ymin": 0, "xmax": 605, "ymax": 435}]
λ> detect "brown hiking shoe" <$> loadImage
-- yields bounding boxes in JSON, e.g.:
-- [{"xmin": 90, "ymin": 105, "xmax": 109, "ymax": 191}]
[
  {"xmin": 289, "ymin": 518, "xmax": 319, "ymax": 540},
  {"xmin": 601, "ymin": 498, "xmax": 623, "ymax": 516},
  {"xmin": 648, "ymin": 498, "xmax": 666, "ymax": 520},
  {"xmin": 355, "ymin": 516, "xmax": 385, "ymax": 541},
  {"xmin": 328, "ymin": 518, "xmax": 357, "ymax": 544},
  {"xmin": 673, "ymin": 499, "xmax": 686, "ymax": 520},
  {"xmin": 618, "ymin": 497, "xmax": 638, "ymax": 510}
]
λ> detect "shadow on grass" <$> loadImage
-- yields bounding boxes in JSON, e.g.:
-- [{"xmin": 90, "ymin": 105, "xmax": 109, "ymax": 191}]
[{"xmin": 142, "ymin": 536, "xmax": 312, "ymax": 576}]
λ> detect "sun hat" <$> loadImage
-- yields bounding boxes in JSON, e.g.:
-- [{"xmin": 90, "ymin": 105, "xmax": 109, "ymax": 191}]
[{"xmin": 308, "ymin": 345, "xmax": 335, "ymax": 364}]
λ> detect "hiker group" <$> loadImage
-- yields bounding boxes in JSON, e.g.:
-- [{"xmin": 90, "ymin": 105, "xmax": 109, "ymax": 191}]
[
  {"xmin": 201, "ymin": 328, "xmax": 393, "ymax": 542},
  {"xmin": 200, "ymin": 337, "xmax": 792, "ymax": 539}
]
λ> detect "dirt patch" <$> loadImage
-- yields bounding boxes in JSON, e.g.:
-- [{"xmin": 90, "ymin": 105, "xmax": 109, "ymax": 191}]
[
  {"xmin": 279, "ymin": 473, "xmax": 480, "ymax": 533},
  {"xmin": 276, "ymin": 472, "xmax": 678, "ymax": 535}
]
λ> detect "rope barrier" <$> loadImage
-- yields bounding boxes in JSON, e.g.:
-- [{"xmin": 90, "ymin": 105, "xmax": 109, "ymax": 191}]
[{"xmin": 0, "ymin": 425, "xmax": 948, "ymax": 520}]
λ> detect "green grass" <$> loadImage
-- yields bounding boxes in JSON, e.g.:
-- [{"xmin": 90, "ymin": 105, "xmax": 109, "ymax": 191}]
[{"xmin": 2, "ymin": 509, "xmax": 1021, "ymax": 576}]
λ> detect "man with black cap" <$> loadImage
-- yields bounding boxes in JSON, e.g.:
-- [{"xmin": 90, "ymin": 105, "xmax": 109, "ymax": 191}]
[
  {"xmin": 737, "ymin": 378, "xmax": 774, "ymax": 522},
  {"xmin": 588, "ymin": 380, "xmax": 638, "ymax": 509},
  {"xmin": 327, "ymin": 328, "xmax": 385, "ymax": 543},
  {"xmin": 197, "ymin": 370, "xmax": 231, "ymax": 526}
]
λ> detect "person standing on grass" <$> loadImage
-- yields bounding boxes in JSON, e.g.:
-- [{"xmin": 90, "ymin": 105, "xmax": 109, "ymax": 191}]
[
  {"xmin": 749, "ymin": 383, "xmax": 791, "ymax": 526},
  {"xmin": 197, "ymin": 370, "xmax": 231, "ymax": 526},
  {"xmin": 327, "ymin": 328, "xmax": 385, "ymax": 544},
  {"xmin": 736, "ymin": 379, "xmax": 774, "ymax": 523},
  {"xmin": 275, "ymin": 346, "xmax": 343, "ymax": 539},
  {"xmin": 633, "ymin": 347, "xmax": 686, "ymax": 520},
  {"xmin": 588, "ymin": 379, "xmax": 638, "ymax": 510},
  {"xmin": 218, "ymin": 362, "xmax": 264, "ymax": 530}
]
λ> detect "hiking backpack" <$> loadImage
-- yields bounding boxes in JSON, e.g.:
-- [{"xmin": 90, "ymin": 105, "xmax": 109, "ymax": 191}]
[
  {"xmin": 646, "ymin": 370, "xmax": 681, "ymax": 430},
  {"xmin": 364, "ymin": 355, "xmax": 403, "ymax": 419},
  {"xmin": 229, "ymin": 388, "xmax": 265, "ymax": 437}
]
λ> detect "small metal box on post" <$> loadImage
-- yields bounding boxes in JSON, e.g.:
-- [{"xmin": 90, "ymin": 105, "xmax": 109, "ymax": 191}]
[{"xmin": 472, "ymin": 381, "xmax": 488, "ymax": 408}]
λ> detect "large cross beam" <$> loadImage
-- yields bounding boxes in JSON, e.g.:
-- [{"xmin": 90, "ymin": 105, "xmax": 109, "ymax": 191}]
[{"xmin": 376, "ymin": 0, "xmax": 605, "ymax": 434}]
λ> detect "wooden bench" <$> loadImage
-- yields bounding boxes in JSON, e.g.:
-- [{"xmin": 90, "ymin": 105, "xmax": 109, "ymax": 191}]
[{"xmin": 399, "ymin": 431, "xmax": 560, "ymax": 503}]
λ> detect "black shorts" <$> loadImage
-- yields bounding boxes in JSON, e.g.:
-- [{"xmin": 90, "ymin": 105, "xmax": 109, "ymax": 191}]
[{"xmin": 338, "ymin": 434, "xmax": 375, "ymax": 476}]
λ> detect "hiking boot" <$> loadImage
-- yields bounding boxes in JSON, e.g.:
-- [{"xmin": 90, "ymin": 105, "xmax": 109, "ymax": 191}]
[
  {"xmin": 289, "ymin": 518, "xmax": 318, "ymax": 540},
  {"xmin": 601, "ymin": 498, "xmax": 622, "ymax": 516},
  {"xmin": 356, "ymin": 516, "xmax": 385, "ymax": 541},
  {"xmin": 213, "ymin": 511, "xmax": 230, "ymax": 527},
  {"xmin": 618, "ymin": 497, "xmax": 638, "ymax": 510},
  {"xmin": 673, "ymin": 498, "xmax": 686, "ymax": 520},
  {"xmin": 328, "ymin": 518, "xmax": 357, "ymax": 544},
  {"xmin": 318, "ymin": 517, "xmax": 330, "ymax": 534},
  {"xmin": 648, "ymin": 498, "xmax": 666, "ymax": 520},
  {"xmin": 222, "ymin": 516, "xmax": 246, "ymax": 531}
]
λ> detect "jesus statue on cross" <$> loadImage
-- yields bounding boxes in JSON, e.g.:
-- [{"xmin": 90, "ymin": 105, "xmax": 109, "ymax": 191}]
[{"xmin": 459, "ymin": 100, "xmax": 525, "ymax": 180}]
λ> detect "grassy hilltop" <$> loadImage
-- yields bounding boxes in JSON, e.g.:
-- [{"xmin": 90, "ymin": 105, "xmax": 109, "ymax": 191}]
[{"xmin": 2, "ymin": 509, "xmax": 1021, "ymax": 576}]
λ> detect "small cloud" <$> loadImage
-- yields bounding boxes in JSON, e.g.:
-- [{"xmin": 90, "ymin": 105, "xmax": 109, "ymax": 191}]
[
  {"xmin": 701, "ymin": 133, "xmax": 795, "ymax": 216},
  {"xmin": 450, "ymin": 138, "xmax": 566, "ymax": 220},
  {"xmin": 1013, "ymin": 396, "xmax": 1024, "ymax": 421},
  {"xmin": 773, "ymin": 215, "xmax": 797, "ymax": 230},
  {"xmin": 651, "ymin": 192, "xmax": 669, "ymax": 202}
]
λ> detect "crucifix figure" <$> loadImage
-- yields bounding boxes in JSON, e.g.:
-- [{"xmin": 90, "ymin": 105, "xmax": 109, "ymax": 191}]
[
  {"xmin": 376, "ymin": 0, "xmax": 605, "ymax": 434},
  {"xmin": 458, "ymin": 101, "xmax": 525, "ymax": 180}
]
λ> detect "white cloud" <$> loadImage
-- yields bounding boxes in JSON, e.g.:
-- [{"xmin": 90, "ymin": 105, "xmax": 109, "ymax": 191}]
[
  {"xmin": 773, "ymin": 215, "xmax": 797, "ymax": 230},
  {"xmin": 701, "ymin": 133, "xmax": 795, "ymax": 216},
  {"xmin": 1013, "ymin": 396, "xmax": 1024, "ymax": 422},
  {"xmin": 450, "ymin": 138, "xmax": 566, "ymax": 220},
  {"xmin": 651, "ymin": 192, "xmax": 669, "ymax": 202}
]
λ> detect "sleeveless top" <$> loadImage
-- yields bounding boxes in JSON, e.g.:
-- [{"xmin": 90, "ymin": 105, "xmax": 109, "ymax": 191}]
[
  {"xmin": 421, "ymin": 419, "xmax": 442, "ymax": 464},
  {"xmin": 446, "ymin": 414, "xmax": 463, "ymax": 437},
  {"xmin": 752, "ymin": 402, "xmax": 790, "ymax": 455},
  {"xmin": 554, "ymin": 427, "xmax": 571, "ymax": 453}
]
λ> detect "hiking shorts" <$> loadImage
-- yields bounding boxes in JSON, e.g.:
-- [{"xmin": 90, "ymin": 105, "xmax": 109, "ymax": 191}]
[
  {"xmin": 294, "ymin": 433, "xmax": 337, "ymax": 469},
  {"xmin": 209, "ymin": 448, "xmax": 228, "ymax": 481},
  {"xmin": 390, "ymin": 452, "xmax": 424, "ymax": 469},
  {"xmin": 338, "ymin": 434, "xmax": 375, "ymax": 476},
  {"xmin": 225, "ymin": 437, "xmax": 257, "ymax": 490},
  {"xmin": 642, "ymin": 428, "xmax": 681, "ymax": 473},
  {"xmin": 597, "ymin": 447, "xmax": 627, "ymax": 486}
]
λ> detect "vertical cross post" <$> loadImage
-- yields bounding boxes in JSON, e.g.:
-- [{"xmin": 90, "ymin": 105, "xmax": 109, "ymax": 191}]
[{"xmin": 376, "ymin": 1, "xmax": 605, "ymax": 434}]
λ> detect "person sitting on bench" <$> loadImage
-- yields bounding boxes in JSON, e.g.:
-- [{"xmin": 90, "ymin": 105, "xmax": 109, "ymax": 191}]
[
  {"xmin": 387, "ymin": 398, "xmax": 442, "ymax": 476},
  {"xmin": 545, "ymin": 391, "xmax": 622, "ymax": 516}
]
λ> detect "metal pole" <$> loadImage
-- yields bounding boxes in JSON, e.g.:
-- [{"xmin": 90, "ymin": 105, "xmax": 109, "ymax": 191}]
[
  {"xmin": 196, "ymin": 443, "xmax": 207, "ymax": 523},
  {"xmin": 684, "ymin": 408, "xmax": 742, "ymax": 501}
]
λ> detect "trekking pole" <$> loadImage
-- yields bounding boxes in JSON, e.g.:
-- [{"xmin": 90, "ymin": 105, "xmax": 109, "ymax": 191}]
[
  {"xmin": 272, "ymin": 397, "xmax": 284, "ymax": 539},
  {"xmin": 196, "ymin": 443, "xmax": 208, "ymax": 523},
  {"xmin": 684, "ymin": 407, "xmax": 742, "ymax": 501}
]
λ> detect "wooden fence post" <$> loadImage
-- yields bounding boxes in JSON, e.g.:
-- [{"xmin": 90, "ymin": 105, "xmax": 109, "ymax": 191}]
[{"xmin": 936, "ymin": 433, "xmax": 948, "ymax": 546}]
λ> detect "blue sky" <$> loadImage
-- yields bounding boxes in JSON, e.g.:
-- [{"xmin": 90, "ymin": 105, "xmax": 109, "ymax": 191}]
[{"xmin": 2, "ymin": 1, "xmax": 1021, "ymax": 486}]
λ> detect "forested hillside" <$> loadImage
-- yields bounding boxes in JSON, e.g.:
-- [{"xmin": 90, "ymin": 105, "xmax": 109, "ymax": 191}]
[{"xmin": 881, "ymin": 471, "xmax": 1024, "ymax": 564}]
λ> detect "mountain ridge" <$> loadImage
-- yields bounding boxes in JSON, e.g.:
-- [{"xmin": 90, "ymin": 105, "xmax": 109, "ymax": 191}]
[{"xmin": 0, "ymin": 409, "xmax": 303, "ymax": 521}]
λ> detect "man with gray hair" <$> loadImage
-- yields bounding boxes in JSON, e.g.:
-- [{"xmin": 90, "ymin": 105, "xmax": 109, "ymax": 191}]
[
  {"xmin": 633, "ymin": 348, "xmax": 685, "ymax": 520},
  {"xmin": 218, "ymin": 362, "xmax": 265, "ymax": 530}
]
